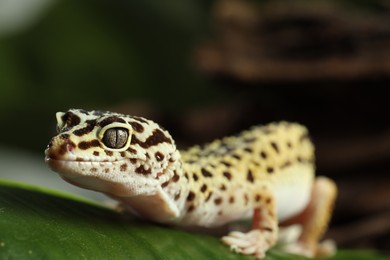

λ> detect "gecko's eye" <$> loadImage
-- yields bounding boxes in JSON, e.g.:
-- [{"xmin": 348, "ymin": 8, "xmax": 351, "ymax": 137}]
[
  {"xmin": 98, "ymin": 121, "xmax": 132, "ymax": 151},
  {"xmin": 103, "ymin": 128, "xmax": 129, "ymax": 149}
]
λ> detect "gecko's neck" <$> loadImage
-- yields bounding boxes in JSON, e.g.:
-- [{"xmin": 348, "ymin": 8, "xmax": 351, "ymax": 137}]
[
  {"xmin": 108, "ymin": 151, "xmax": 191, "ymax": 224},
  {"xmin": 158, "ymin": 150, "xmax": 192, "ymax": 220}
]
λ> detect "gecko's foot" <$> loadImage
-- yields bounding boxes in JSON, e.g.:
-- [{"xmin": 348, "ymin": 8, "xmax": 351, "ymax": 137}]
[
  {"xmin": 315, "ymin": 239, "xmax": 336, "ymax": 257},
  {"xmin": 282, "ymin": 239, "xmax": 336, "ymax": 257},
  {"xmin": 221, "ymin": 230, "xmax": 272, "ymax": 259},
  {"xmin": 282, "ymin": 242, "xmax": 313, "ymax": 257}
]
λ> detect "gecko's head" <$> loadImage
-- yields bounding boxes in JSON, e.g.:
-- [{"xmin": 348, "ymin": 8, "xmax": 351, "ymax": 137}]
[{"xmin": 45, "ymin": 109, "xmax": 178, "ymax": 197}]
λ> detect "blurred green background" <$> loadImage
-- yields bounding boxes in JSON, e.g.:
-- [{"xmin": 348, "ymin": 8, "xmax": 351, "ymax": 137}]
[
  {"xmin": 0, "ymin": 0, "xmax": 217, "ymax": 152},
  {"xmin": 0, "ymin": 0, "xmax": 389, "ymax": 253}
]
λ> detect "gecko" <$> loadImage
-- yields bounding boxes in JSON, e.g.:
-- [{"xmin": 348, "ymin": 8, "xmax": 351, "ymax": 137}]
[{"xmin": 45, "ymin": 109, "xmax": 337, "ymax": 259}]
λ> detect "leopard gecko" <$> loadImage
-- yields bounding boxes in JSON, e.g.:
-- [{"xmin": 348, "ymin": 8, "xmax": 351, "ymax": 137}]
[{"xmin": 45, "ymin": 109, "xmax": 337, "ymax": 259}]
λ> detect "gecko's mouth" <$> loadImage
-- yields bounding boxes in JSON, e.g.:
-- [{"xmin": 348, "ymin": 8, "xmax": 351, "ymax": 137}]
[
  {"xmin": 44, "ymin": 144, "xmax": 168, "ymax": 197},
  {"xmin": 45, "ymin": 156, "xmax": 149, "ymax": 177},
  {"xmin": 45, "ymin": 157, "xmax": 126, "ymax": 177},
  {"xmin": 44, "ymin": 146, "xmax": 139, "ymax": 164},
  {"xmin": 46, "ymin": 157, "xmax": 160, "ymax": 197},
  {"xmin": 45, "ymin": 156, "xmax": 127, "ymax": 165},
  {"xmin": 45, "ymin": 157, "xmax": 133, "ymax": 179}
]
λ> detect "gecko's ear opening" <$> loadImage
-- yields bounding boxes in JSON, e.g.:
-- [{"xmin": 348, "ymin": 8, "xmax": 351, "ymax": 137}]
[{"xmin": 55, "ymin": 112, "xmax": 66, "ymax": 133}]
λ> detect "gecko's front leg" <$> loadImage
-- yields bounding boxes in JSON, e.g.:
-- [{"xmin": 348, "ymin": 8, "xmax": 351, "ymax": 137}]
[{"xmin": 222, "ymin": 191, "xmax": 278, "ymax": 259}]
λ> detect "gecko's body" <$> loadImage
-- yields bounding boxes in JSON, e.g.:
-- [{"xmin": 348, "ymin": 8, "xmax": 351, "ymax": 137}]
[{"xmin": 45, "ymin": 109, "xmax": 337, "ymax": 258}]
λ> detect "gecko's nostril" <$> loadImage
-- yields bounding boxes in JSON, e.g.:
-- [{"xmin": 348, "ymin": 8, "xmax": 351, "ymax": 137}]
[
  {"xmin": 67, "ymin": 142, "xmax": 75, "ymax": 153},
  {"xmin": 68, "ymin": 143, "xmax": 72, "ymax": 152}
]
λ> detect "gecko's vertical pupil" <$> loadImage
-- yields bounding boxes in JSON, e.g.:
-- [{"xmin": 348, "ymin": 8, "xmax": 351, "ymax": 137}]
[{"xmin": 103, "ymin": 127, "xmax": 129, "ymax": 149}]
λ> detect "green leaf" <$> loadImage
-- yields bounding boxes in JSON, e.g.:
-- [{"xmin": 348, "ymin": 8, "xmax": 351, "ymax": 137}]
[{"xmin": 0, "ymin": 180, "xmax": 387, "ymax": 259}]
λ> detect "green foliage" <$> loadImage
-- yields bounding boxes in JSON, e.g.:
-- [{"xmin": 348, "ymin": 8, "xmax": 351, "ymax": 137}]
[
  {"xmin": 0, "ymin": 0, "xmax": 218, "ymax": 152},
  {"xmin": 0, "ymin": 180, "xmax": 250, "ymax": 259},
  {"xmin": 1, "ymin": 180, "xmax": 389, "ymax": 259}
]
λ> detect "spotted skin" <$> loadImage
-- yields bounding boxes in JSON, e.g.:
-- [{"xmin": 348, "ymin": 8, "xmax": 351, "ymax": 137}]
[{"xmin": 45, "ymin": 109, "xmax": 337, "ymax": 259}]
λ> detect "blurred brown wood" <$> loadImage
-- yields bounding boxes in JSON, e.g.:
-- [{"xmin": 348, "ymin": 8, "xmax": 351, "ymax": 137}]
[
  {"xmin": 335, "ymin": 177, "xmax": 390, "ymax": 216},
  {"xmin": 316, "ymin": 129, "xmax": 390, "ymax": 170},
  {"xmin": 173, "ymin": 97, "xmax": 389, "ymax": 251},
  {"xmin": 326, "ymin": 211, "xmax": 390, "ymax": 247},
  {"xmin": 195, "ymin": 0, "xmax": 390, "ymax": 82},
  {"xmin": 156, "ymin": 0, "xmax": 389, "ymax": 251}
]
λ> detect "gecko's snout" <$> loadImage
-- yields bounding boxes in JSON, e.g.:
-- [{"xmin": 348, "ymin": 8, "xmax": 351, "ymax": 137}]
[{"xmin": 45, "ymin": 135, "xmax": 75, "ymax": 161}]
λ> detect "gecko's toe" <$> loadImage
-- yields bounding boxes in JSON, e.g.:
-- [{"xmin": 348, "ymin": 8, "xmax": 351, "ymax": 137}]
[
  {"xmin": 282, "ymin": 239, "xmax": 336, "ymax": 257},
  {"xmin": 222, "ymin": 230, "xmax": 271, "ymax": 259}
]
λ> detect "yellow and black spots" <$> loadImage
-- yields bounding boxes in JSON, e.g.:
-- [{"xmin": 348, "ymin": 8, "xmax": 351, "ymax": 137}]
[
  {"xmin": 129, "ymin": 121, "xmax": 144, "ymax": 133},
  {"xmin": 130, "ymin": 129, "xmax": 172, "ymax": 149},
  {"xmin": 201, "ymin": 168, "xmax": 213, "ymax": 178},
  {"xmin": 173, "ymin": 122, "xmax": 316, "ymax": 227},
  {"xmin": 155, "ymin": 151, "xmax": 164, "ymax": 161},
  {"xmin": 78, "ymin": 140, "xmax": 100, "ymax": 150},
  {"xmin": 73, "ymin": 120, "xmax": 96, "ymax": 137},
  {"xmin": 247, "ymin": 170, "xmax": 254, "ymax": 183},
  {"xmin": 57, "ymin": 111, "xmax": 81, "ymax": 131},
  {"xmin": 46, "ymin": 110, "xmax": 334, "ymax": 259},
  {"xmin": 46, "ymin": 109, "xmax": 179, "ymax": 191}
]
